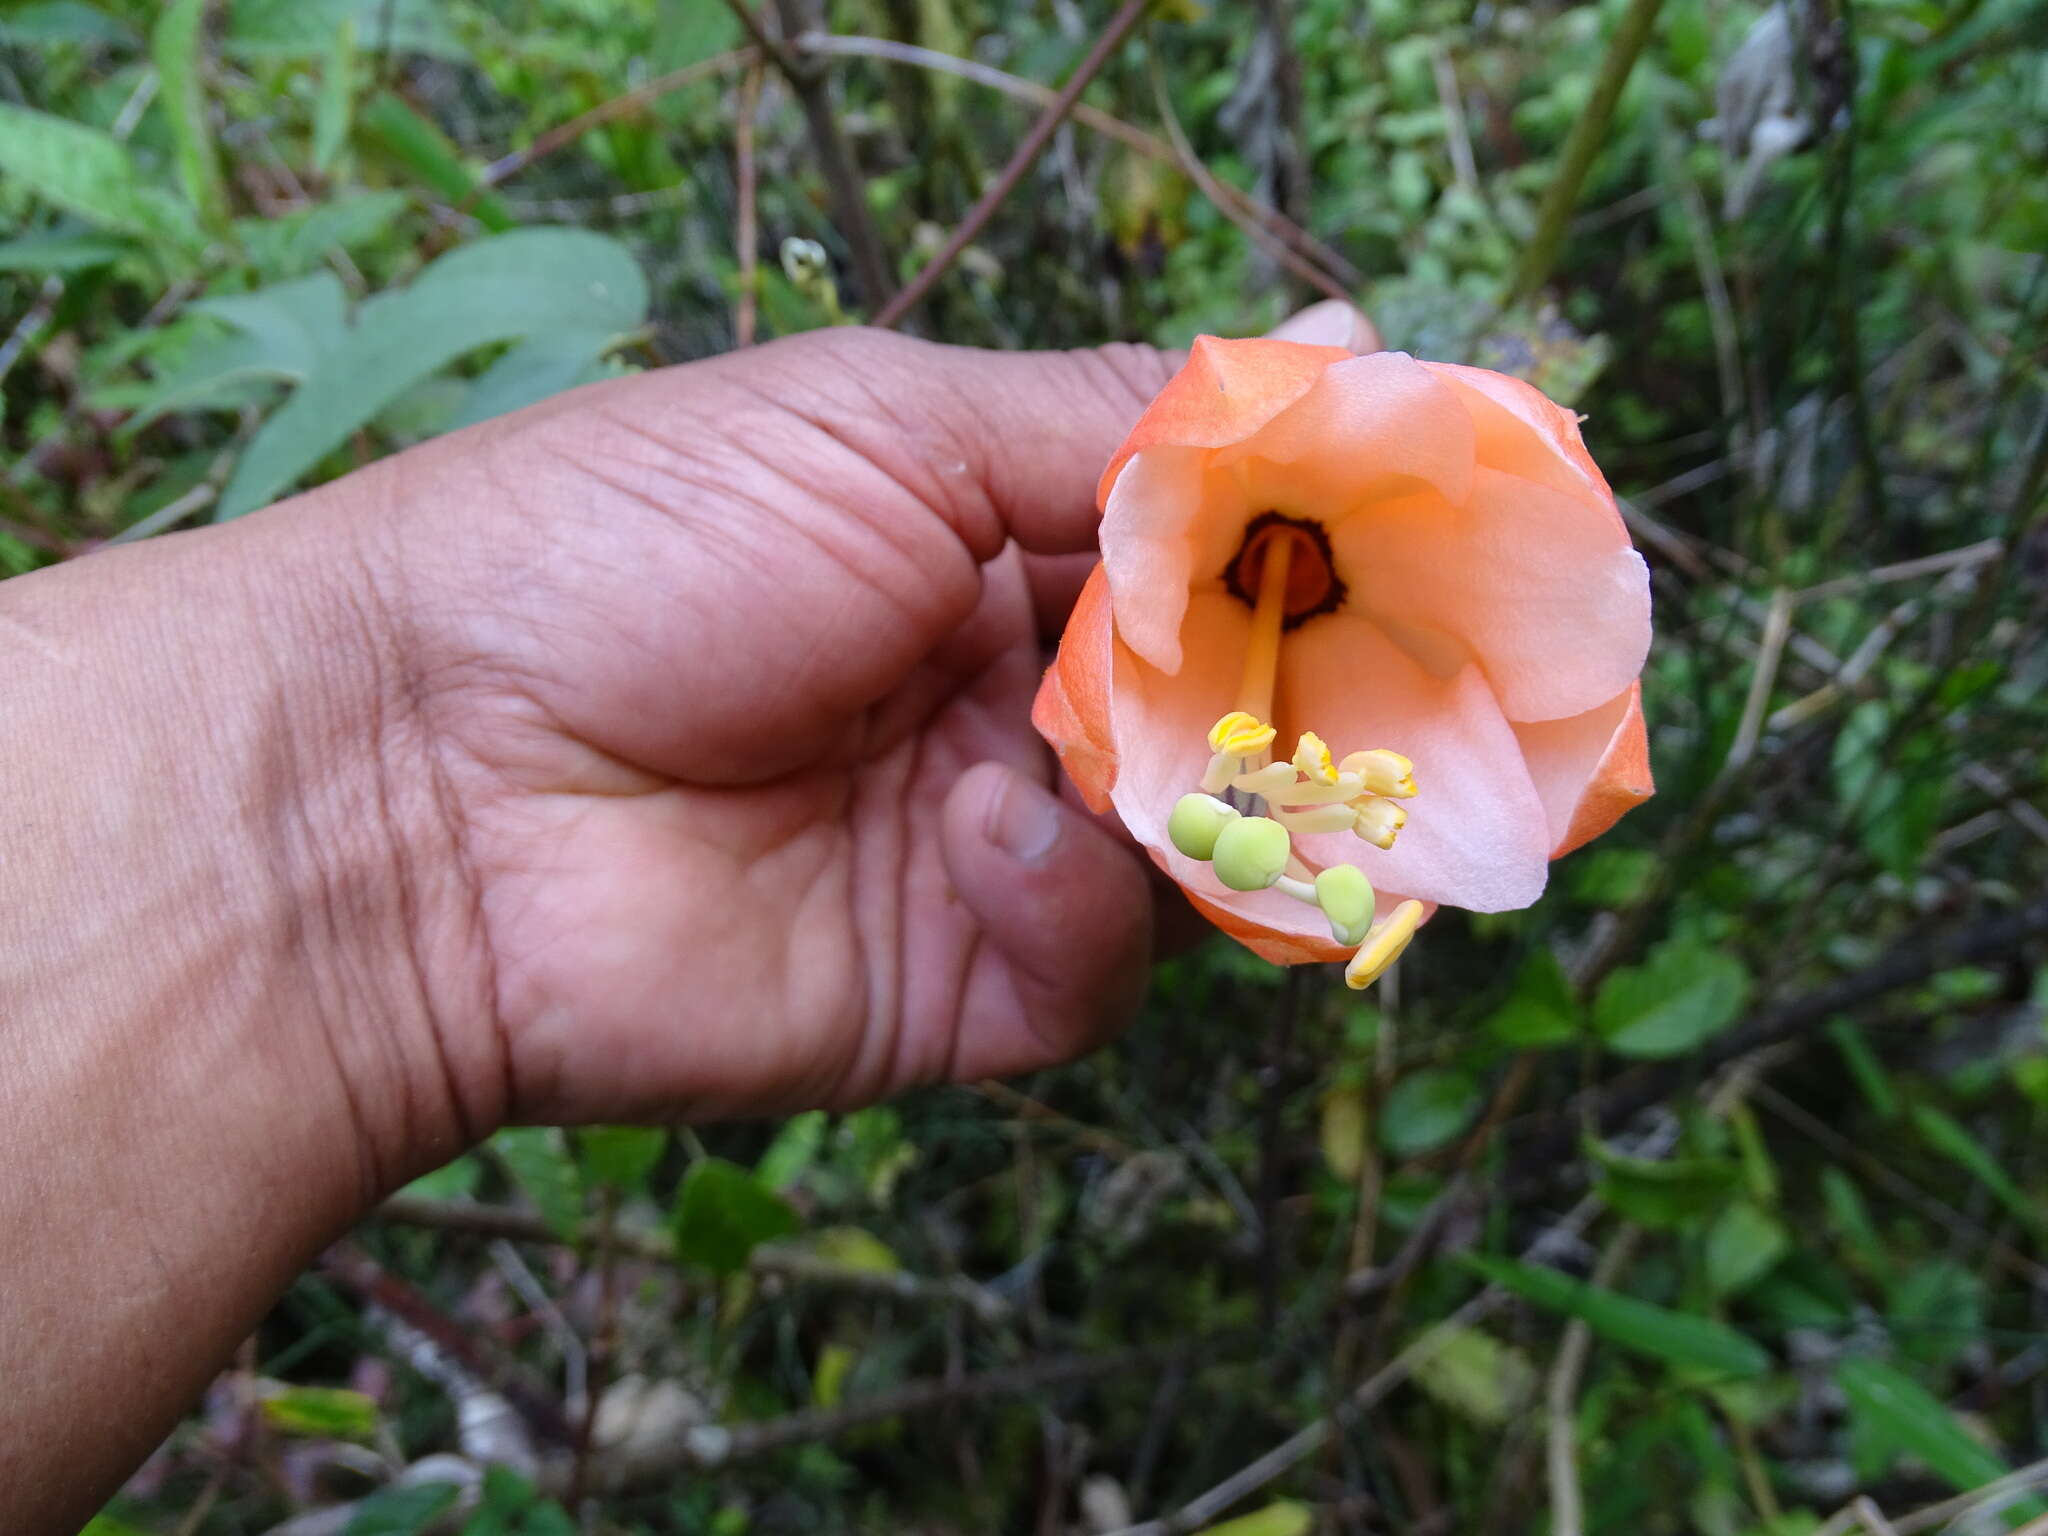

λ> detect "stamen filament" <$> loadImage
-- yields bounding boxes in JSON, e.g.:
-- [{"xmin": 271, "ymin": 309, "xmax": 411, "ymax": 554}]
[
  {"xmin": 1234, "ymin": 529, "xmax": 1299, "ymax": 726},
  {"xmin": 1273, "ymin": 874, "xmax": 1318, "ymax": 904}
]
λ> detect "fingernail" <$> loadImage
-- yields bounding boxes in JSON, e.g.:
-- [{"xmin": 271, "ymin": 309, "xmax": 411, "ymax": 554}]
[{"xmin": 987, "ymin": 773, "xmax": 1062, "ymax": 865}]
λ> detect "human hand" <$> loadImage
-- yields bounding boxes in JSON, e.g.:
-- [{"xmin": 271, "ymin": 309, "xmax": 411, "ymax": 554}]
[{"xmin": 307, "ymin": 326, "xmax": 1210, "ymax": 1140}]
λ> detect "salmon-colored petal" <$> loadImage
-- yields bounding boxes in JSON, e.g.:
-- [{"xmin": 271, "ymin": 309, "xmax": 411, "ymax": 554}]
[
  {"xmin": 1098, "ymin": 336, "xmax": 1347, "ymax": 506},
  {"xmin": 1098, "ymin": 446, "xmax": 1224, "ymax": 675},
  {"xmin": 1422, "ymin": 360, "xmax": 1620, "ymax": 529},
  {"xmin": 1215, "ymin": 351, "xmax": 1477, "ymax": 517},
  {"xmin": 1515, "ymin": 681, "xmax": 1654, "ymax": 857},
  {"xmin": 1029, "ymin": 563, "xmax": 1118, "ymax": 814},
  {"xmin": 1187, "ymin": 889, "xmax": 1351, "ymax": 964},
  {"xmin": 1332, "ymin": 468, "xmax": 1651, "ymax": 724},
  {"xmin": 1276, "ymin": 613, "xmax": 1552, "ymax": 913}
]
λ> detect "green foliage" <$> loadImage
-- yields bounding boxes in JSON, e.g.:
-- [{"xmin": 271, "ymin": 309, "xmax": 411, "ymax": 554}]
[
  {"xmin": 1467, "ymin": 1256, "xmax": 1772, "ymax": 1378},
  {"xmin": 1594, "ymin": 939, "xmax": 1750, "ymax": 1058},
  {"xmin": 672, "ymin": 1157, "xmax": 799, "ymax": 1274}
]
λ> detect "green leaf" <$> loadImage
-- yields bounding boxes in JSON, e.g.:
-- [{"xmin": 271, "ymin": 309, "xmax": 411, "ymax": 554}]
[
  {"xmin": 1195, "ymin": 1503, "xmax": 1314, "ymax": 1536},
  {"xmin": 356, "ymin": 92, "xmax": 511, "ymax": 231},
  {"xmin": 1910, "ymin": 1104, "xmax": 2041, "ymax": 1232},
  {"xmin": 1, "ymin": 3, "xmax": 138, "ymax": 48},
  {"xmin": 1819, "ymin": 1167, "xmax": 1879, "ymax": 1267},
  {"xmin": 0, "ymin": 103, "xmax": 201, "ymax": 252},
  {"xmin": 1408, "ymin": 1323, "xmax": 1537, "ymax": 1425},
  {"xmin": 217, "ymin": 228, "xmax": 647, "ymax": 517},
  {"xmin": 227, "ymin": 0, "xmax": 468, "ymax": 62},
  {"xmin": 0, "ymin": 230, "xmax": 130, "ymax": 272},
  {"xmin": 1705, "ymin": 1201, "xmax": 1790, "ymax": 1297},
  {"xmin": 672, "ymin": 1157, "xmax": 799, "ymax": 1275},
  {"xmin": 1483, "ymin": 949, "xmax": 1581, "ymax": 1048},
  {"xmin": 1837, "ymin": 1358, "xmax": 2040, "ymax": 1521},
  {"xmin": 1887, "ymin": 1259, "xmax": 1984, "ymax": 1371},
  {"xmin": 1467, "ymin": 1256, "xmax": 1771, "ymax": 1378},
  {"xmin": 232, "ymin": 190, "xmax": 408, "ymax": 279},
  {"xmin": 463, "ymin": 1466, "xmax": 575, "ymax": 1536},
  {"xmin": 1594, "ymin": 940, "xmax": 1750, "ymax": 1059},
  {"xmin": 448, "ymin": 331, "xmax": 617, "ymax": 431},
  {"xmin": 398, "ymin": 1154, "xmax": 480, "ymax": 1202},
  {"xmin": 79, "ymin": 1516, "xmax": 153, "ymax": 1536},
  {"xmin": 491, "ymin": 1127, "xmax": 584, "ymax": 1240},
  {"xmin": 755, "ymin": 1110, "xmax": 829, "ymax": 1191},
  {"xmin": 314, "ymin": 18, "xmax": 357, "ymax": 174},
  {"xmin": 152, "ymin": 0, "xmax": 230, "ymax": 231},
  {"xmin": 577, "ymin": 1126, "xmax": 666, "ymax": 1192},
  {"xmin": 1828, "ymin": 1019, "xmax": 1898, "ymax": 1120},
  {"xmin": 260, "ymin": 1385, "xmax": 379, "ymax": 1439},
  {"xmin": 1380, "ymin": 1067, "xmax": 1480, "ymax": 1157},
  {"xmin": 1588, "ymin": 1139, "xmax": 1741, "ymax": 1228},
  {"xmin": 343, "ymin": 1482, "xmax": 461, "ymax": 1536}
]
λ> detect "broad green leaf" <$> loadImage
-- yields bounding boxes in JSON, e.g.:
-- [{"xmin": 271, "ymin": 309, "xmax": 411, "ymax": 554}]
[
  {"xmin": 1837, "ymin": 1358, "xmax": 2040, "ymax": 1522},
  {"xmin": 260, "ymin": 1384, "xmax": 379, "ymax": 1439},
  {"xmin": 1, "ymin": 3, "xmax": 138, "ymax": 47},
  {"xmin": 804, "ymin": 1226, "xmax": 901, "ymax": 1274},
  {"xmin": 0, "ymin": 103, "xmax": 201, "ymax": 253},
  {"xmin": 0, "ymin": 230, "xmax": 130, "ymax": 272},
  {"xmin": 1467, "ymin": 1256, "xmax": 1771, "ymax": 1378},
  {"xmin": 1380, "ymin": 1067, "xmax": 1479, "ymax": 1157},
  {"xmin": 356, "ymin": 92, "xmax": 511, "ymax": 231},
  {"xmin": 1408, "ymin": 1323, "xmax": 1537, "ymax": 1425},
  {"xmin": 463, "ymin": 1466, "xmax": 575, "ymax": 1536},
  {"xmin": 218, "ymin": 229, "xmax": 648, "ymax": 517},
  {"xmin": 577, "ymin": 1126, "xmax": 665, "ymax": 1192},
  {"xmin": 1570, "ymin": 846, "xmax": 1660, "ymax": 906},
  {"xmin": 491, "ymin": 1126, "xmax": 584, "ymax": 1240},
  {"xmin": 1704, "ymin": 1201, "xmax": 1789, "ymax": 1297},
  {"xmin": 193, "ymin": 272, "xmax": 349, "ymax": 376},
  {"xmin": 448, "ymin": 331, "xmax": 617, "ymax": 432},
  {"xmin": 1196, "ymin": 1504, "xmax": 1314, "ymax": 1536},
  {"xmin": 342, "ymin": 1482, "xmax": 460, "ymax": 1536},
  {"xmin": 672, "ymin": 1157, "xmax": 799, "ymax": 1275},
  {"xmin": 1594, "ymin": 940, "xmax": 1749, "ymax": 1058},
  {"xmin": 227, "ymin": 0, "xmax": 467, "ymax": 62},
  {"xmin": 79, "ymin": 1517, "xmax": 152, "ymax": 1536},
  {"xmin": 1910, "ymin": 1104, "xmax": 2041, "ymax": 1232},
  {"xmin": 1588, "ymin": 1139, "xmax": 1741, "ymax": 1228},
  {"xmin": 1483, "ymin": 949, "xmax": 1581, "ymax": 1048},
  {"xmin": 152, "ymin": 0, "xmax": 230, "ymax": 231}
]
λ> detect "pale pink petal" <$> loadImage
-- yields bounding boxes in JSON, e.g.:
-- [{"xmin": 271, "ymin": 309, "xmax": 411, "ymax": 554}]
[
  {"xmin": 1275, "ymin": 613, "xmax": 1551, "ymax": 912},
  {"xmin": 1332, "ymin": 467, "xmax": 1651, "ymax": 724},
  {"xmin": 1214, "ymin": 351, "xmax": 1477, "ymax": 520},
  {"xmin": 1423, "ymin": 361, "xmax": 1620, "ymax": 524},
  {"xmin": 1099, "ymin": 446, "xmax": 1241, "ymax": 674}
]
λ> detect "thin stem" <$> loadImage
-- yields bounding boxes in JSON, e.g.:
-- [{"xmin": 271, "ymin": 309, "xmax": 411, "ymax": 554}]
[
  {"xmin": 873, "ymin": 0, "xmax": 1152, "ymax": 330},
  {"xmin": 482, "ymin": 50, "xmax": 756, "ymax": 187},
  {"xmin": 734, "ymin": 60, "xmax": 764, "ymax": 347},
  {"xmin": 1504, "ymin": 0, "xmax": 1667, "ymax": 304}
]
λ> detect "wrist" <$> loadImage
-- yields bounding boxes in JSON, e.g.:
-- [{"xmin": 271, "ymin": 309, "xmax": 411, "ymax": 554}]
[{"xmin": 1, "ymin": 493, "xmax": 504, "ymax": 1204}]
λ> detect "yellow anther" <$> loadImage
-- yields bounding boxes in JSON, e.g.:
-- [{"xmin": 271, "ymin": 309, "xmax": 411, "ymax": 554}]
[
  {"xmin": 1341, "ymin": 749, "xmax": 1418, "ymax": 799},
  {"xmin": 1344, "ymin": 899, "xmax": 1424, "ymax": 990},
  {"xmin": 1351, "ymin": 796, "xmax": 1407, "ymax": 850},
  {"xmin": 1208, "ymin": 711, "xmax": 1277, "ymax": 757},
  {"xmin": 1292, "ymin": 731, "xmax": 1338, "ymax": 786}
]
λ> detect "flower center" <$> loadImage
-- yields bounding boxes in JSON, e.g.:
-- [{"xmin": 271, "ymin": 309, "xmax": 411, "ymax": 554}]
[
  {"xmin": 1167, "ymin": 522, "xmax": 1424, "ymax": 991},
  {"xmin": 1224, "ymin": 513, "xmax": 1345, "ymax": 630}
]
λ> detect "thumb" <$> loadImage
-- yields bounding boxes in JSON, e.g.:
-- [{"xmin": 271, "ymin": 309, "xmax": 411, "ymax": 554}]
[{"xmin": 939, "ymin": 762, "xmax": 1153, "ymax": 1080}]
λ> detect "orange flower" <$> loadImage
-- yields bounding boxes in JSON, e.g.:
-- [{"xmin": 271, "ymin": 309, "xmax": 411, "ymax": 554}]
[{"xmin": 1032, "ymin": 338, "xmax": 1652, "ymax": 986}]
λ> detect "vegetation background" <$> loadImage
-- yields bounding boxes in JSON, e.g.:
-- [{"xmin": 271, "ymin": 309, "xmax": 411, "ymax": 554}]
[{"xmin": 3, "ymin": 0, "xmax": 2046, "ymax": 1531}]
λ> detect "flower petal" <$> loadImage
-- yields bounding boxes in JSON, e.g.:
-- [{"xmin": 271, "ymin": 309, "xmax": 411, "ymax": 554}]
[
  {"xmin": 1098, "ymin": 336, "xmax": 1346, "ymax": 506},
  {"xmin": 1098, "ymin": 446, "xmax": 1217, "ymax": 674},
  {"xmin": 1514, "ymin": 681, "xmax": 1654, "ymax": 856},
  {"xmin": 1215, "ymin": 351, "xmax": 1477, "ymax": 517},
  {"xmin": 1276, "ymin": 613, "xmax": 1551, "ymax": 912},
  {"xmin": 1422, "ymin": 360, "xmax": 1621, "ymax": 525},
  {"xmin": 1030, "ymin": 562, "xmax": 1118, "ymax": 814},
  {"xmin": 1333, "ymin": 467, "xmax": 1651, "ymax": 724}
]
